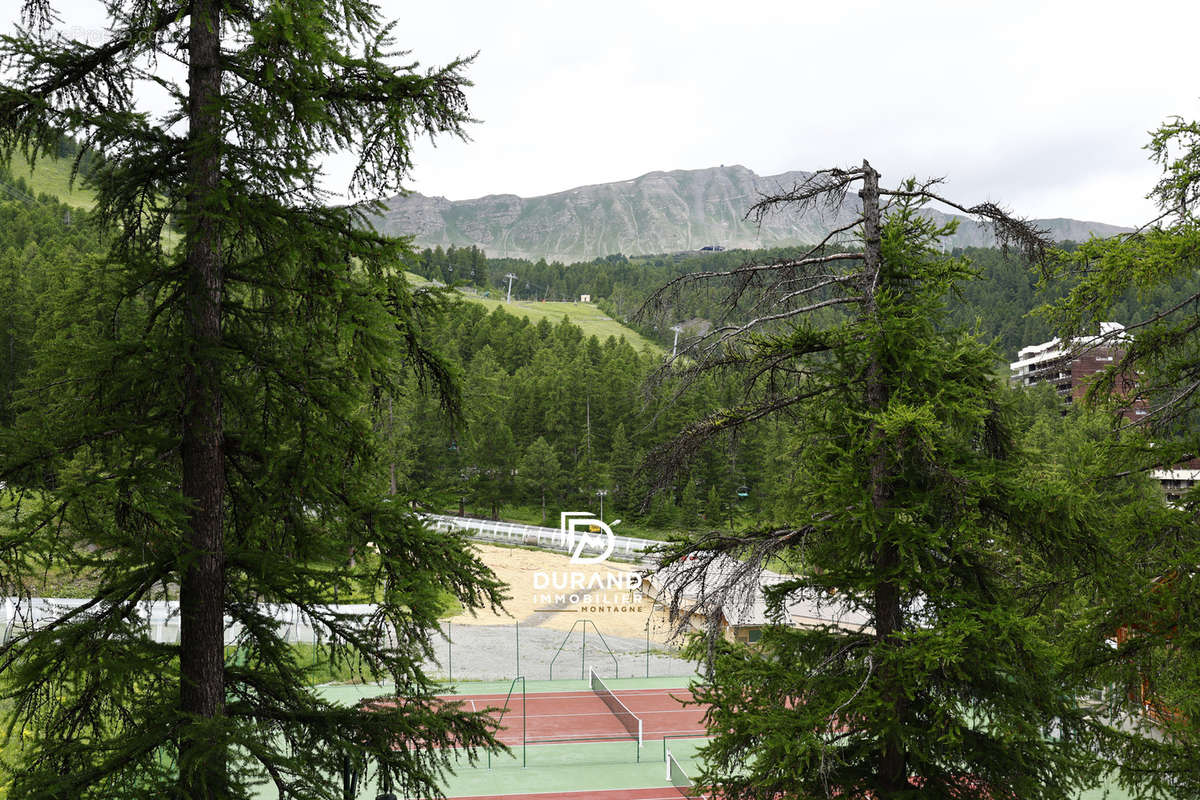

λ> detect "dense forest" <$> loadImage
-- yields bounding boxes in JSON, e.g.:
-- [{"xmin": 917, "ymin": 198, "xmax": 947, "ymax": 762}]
[
  {"xmin": 6, "ymin": 156, "xmax": 1200, "ymax": 533},
  {"xmin": 409, "ymin": 239, "xmax": 1200, "ymax": 362},
  {"xmin": 0, "ymin": 168, "xmax": 109, "ymax": 428},
  {"xmin": 386, "ymin": 302, "xmax": 785, "ymax": 529}
]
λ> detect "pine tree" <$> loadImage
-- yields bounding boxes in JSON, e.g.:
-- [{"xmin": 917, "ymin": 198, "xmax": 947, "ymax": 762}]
[
  {"xmin": 519, "ymin": 436, "xmax": 561, "ymax": 523},
  {"xmin": 644, "ymin": 164, "xmax": 1131, "ymax": 799},
  {"xmin": 677, "ymin": 481, "xmax": 701, "ymax": 528},
  {"xmin": 0, "ymin": 3, "xmax": 503, "ymax": 798},
  {"xmin": 463, "ymin": 346, "xmax": 516, "ymax": 519},
  {"xmin": 0, "ymin": 231, "xmax": 32, "ymax": 425},
  {"xmin": 703, "ymin": 485, "xmax": 724, "ymax": 529},
  {"xmin": 608, "ymin": 422, "xmax": 635, "ymax": 513}
]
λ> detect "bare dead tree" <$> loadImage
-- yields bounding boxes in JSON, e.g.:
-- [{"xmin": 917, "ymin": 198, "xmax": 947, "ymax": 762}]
[{"xmin": 638, "ymin": 158, "xmax": 1052, "ymax": 653}]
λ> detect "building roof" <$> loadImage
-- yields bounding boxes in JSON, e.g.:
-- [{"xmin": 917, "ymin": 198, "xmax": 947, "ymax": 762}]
[
  {"xmin": 720, "ymin": 593, "xmax": 873, "ymax": 633},
  {"xmin": 649, "ymin": 551, "xmax": 783, "ymax": 603},
  {"xmin": 1009, "ymin": 321, "xmax": 1126, "ymax": 372},
  {"xmin": 650, "ymin": 552, "xmax": 872, "ymax": 633},
  {"xmin": 1150, "ymin": 469, "xmax": 1200, "ymax": 480}
]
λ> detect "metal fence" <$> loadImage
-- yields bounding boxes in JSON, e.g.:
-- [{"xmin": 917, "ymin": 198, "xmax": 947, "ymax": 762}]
[
  {"xmin": 424, "ymin": 513, "xmax": 663, "ymax": 565},
  {"xmin": 0, "ymin": 516, "xmax": 669, "ymax": 652},
  {"xmin": 0, "ymin": 597, "xmax": 380, "ymax": 646},
  {"xmin": 0, "ymin": 599, "xmax": 696, "ymax": 682},
  {"xmin": 426, "ymin": 619, "xmax": 696, "ymax": 682}
]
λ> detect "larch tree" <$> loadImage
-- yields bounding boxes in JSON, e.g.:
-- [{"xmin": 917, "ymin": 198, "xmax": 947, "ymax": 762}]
[
  {"xmin": 0, "ymin": 1, "xmax": 503, "ymax": 798},
  {"xmin": 1041, "ymin": 116, "xmax": 1200, "ymax": 798},
  {"xmin": 642, "ymin": 163, "xmax": 1149, "ymax": 799}
]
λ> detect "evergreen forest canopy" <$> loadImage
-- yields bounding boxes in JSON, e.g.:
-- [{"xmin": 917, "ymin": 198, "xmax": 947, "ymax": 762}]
[
  {"xmin": 406, "ymin": 236, "xmax": 1200, "ymax": 363},
  {"xmin": 0, "ymin": 160, "xmax": 822, "ymax": 532}
]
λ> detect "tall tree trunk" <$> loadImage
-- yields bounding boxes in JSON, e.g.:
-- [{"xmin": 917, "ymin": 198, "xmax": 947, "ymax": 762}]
[
  {"xmin": 860, "ymin": 161, "xmax": 907, "ymax": 796},
  {"xmin": 179, "ymin": 0, "xmax": 226, "ymax": 795}
]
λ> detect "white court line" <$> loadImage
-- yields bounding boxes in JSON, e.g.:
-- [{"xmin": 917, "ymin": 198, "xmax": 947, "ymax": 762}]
[
  {"xmin": 500, "ymin": 710, "xmax": 697, "ymax": 719},
  {"xmin": 445, "ymin": 689, "xmax": 696, "ymax": 701}
]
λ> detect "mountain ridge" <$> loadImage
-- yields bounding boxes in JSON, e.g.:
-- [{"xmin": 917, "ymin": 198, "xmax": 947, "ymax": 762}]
[{"xmin": 368, "ymin": 165, "xmax": 1131, "ymax": 263}]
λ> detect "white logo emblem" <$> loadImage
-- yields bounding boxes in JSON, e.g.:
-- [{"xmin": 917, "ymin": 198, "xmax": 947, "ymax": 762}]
[{"xmin": 559, "ymin": 512, "xmax": 616, "ymax": 564}]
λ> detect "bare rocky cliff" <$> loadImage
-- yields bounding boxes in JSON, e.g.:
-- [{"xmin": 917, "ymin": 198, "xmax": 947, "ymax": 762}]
[{"xmin": 369, "ymin": 165, "xmax": 1129, "ymax": 262}]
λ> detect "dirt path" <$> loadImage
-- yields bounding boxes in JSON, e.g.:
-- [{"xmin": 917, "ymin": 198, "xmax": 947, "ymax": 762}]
[{"xmin": 448, "ymin": 545, "xmax": 677, "ymax": 645}]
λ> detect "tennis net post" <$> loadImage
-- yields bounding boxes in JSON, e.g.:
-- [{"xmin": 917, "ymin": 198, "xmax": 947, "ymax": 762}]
[{"xmin": 665, "ymin": 744, "xmax": 695, "ymax": 797}]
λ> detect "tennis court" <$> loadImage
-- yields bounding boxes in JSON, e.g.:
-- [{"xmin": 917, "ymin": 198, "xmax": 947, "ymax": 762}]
[
  {"xmin": 306, "ymin": 674, "xmax": 712, "ymax": 799},
  {"xmin": 453, "ymin": 669, "xmax": 707, "ymax": 747},
  {"xmin": 424, "ymin": 672, "xmax": 711, "ymax": 799},
  {"xmin": 307, "ymin": 675, "xmax": 1150, "ymax": 800}
]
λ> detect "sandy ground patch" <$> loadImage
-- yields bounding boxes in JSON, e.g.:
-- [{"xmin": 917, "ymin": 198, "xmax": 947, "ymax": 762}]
[{"xmin": 448, "ymin": 544, "xmax": 678, "ymax": 644}]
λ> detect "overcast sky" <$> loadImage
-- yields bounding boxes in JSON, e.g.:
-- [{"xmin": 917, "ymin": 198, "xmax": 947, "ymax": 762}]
[{"xmin": 8, "ymin": 0, "xmax": 1200, "ymax": 226}]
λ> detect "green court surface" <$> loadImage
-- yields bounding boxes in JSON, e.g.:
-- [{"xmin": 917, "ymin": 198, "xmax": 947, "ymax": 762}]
[
  {"xmin": 1077, "ymin": 779, "xmax": 1139, "ymax": 800},
  {"xmin": 434, "ymin": 737, "xmax": 707, "ymax": 798},
  {"xmin": 251, "ymin": 726, "xmax": 1153, "ymax": 800},
  {"xmin": 252, "ymin": 741, "xmax": 706, "ymax": 800},
  {"xmin": 250, "ymin": 741, "xmax": 707, "ymax": 799}
]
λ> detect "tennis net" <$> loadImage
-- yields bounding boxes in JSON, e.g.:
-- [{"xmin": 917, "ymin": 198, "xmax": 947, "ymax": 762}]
[
  {"xmin": 588, "ymin": 666, "xmax": 643, "ymax": 746},
  {"xmin": 665, "ymin": 746, "xmax": 695, "ymax": 797}
]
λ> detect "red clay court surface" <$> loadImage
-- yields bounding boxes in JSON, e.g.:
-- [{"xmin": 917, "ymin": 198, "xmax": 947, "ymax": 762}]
[{"xmin": 449, "ymin": 686, "xmax": 708, "ymax": 746}]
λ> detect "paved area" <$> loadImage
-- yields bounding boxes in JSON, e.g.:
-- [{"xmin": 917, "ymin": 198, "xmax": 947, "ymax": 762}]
[{"xmin": 423, "ymin": 621, "xmax": 696, "ymax": 682}]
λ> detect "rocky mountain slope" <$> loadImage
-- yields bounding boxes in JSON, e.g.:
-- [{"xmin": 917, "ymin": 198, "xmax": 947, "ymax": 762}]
[{"xmin": 368, "ymin": 165, "xmax": 1131, "ymax": 264}]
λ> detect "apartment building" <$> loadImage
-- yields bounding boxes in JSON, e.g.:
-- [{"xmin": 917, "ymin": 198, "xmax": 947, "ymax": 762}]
[
  {"xmin": 1009, "ymin": 324, "xmax": 1200, "ymax": 504},
  {"xmin": 1008, "ymin": 322, "xmax": 1146, "ymax": 418},
  {"xmin": 1152, "ymin": 468, "xmax": 1200, "ymax": 505}
]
